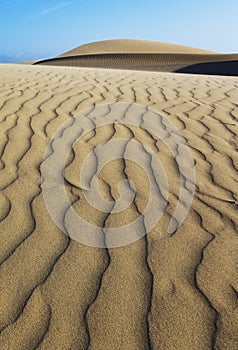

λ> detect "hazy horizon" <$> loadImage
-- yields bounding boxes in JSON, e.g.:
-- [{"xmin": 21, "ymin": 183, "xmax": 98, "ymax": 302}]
[{"xmin": 1, "ymin": 0, "xmax": 238, "ymax": 63}]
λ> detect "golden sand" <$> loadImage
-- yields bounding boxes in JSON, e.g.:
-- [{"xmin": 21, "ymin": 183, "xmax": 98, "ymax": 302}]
[{"xmin": 0, "ymin": 61, "xmax": 237, "ymax": 350}]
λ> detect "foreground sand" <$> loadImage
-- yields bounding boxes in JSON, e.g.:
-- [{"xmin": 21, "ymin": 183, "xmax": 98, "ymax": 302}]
[{"xmin": 0, "ymin": 64, "xmax": 238, "ymax": 349}]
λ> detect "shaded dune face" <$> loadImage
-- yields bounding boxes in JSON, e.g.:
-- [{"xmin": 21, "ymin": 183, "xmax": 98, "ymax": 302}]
[
  {"xmin": 176, "ymin": 60, "xmax": 238, "ymax": 76},
  {"xmin": 34, "ymin": 39, "xmax": 238, "ymax": 76},
  {"xmin": 0, "ymin": 64, "xmax": 238, "ymax": 349}
]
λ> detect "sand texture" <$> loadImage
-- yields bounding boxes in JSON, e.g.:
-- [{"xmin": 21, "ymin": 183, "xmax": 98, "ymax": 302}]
[{"xmin": 0, "ymin": 63, "xmax": 238, "ymax": 350}]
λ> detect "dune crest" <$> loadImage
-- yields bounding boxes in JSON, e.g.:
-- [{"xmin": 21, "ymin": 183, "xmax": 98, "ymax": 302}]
[{"xmin": 58, "ymin": 38, "xmax": 218, "ymax": 56}]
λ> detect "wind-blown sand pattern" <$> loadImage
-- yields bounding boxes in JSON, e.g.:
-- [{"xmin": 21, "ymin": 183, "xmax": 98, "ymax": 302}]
[{"xmin": 0, "ymin": 63, "xmax": 238, "ymax": 350}]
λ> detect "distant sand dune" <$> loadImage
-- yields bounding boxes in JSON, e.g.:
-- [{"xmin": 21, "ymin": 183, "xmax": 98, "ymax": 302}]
[
  {"xmin": 0, "ymin": 63, "xmax": 237, "ymax": 349},
  {"xmin": 33, "ymin": 39, "xmax": 238, "ymax": 76}
]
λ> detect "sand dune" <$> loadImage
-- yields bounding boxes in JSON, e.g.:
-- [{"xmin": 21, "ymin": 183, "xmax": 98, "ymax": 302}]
[
  {"xmin": 33, "ymin": 39, "xmax": 238, "ymax": 76},
  {"xmin": 0, "ymin": 63, "xmax": 237, "ymax": 349}
]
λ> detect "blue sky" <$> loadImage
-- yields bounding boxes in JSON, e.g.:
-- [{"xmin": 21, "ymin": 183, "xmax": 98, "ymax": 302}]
[{"xmin": 0, "ymin": 0, "xmax": 237, "ymax": 62}]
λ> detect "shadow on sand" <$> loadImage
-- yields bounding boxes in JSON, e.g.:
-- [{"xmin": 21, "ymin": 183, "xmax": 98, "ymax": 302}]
[{"xmin": 176, "ymin": 60, "xmax": 238, "ymax": 76}]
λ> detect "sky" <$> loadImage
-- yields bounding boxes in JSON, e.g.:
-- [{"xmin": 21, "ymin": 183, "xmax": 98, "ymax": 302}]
[{"xmin": 0, "ymin": 0, "xmax": 237, "ymax": 62}]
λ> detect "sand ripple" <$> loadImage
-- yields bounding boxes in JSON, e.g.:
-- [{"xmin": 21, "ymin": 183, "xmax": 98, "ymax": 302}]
[{"xmin": 0, "ymin": 64, "xmax": 237, "ymax": 349}]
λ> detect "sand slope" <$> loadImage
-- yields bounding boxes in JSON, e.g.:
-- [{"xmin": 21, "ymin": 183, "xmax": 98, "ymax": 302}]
[{"xmin": 0, "ymin": 64, "xmax": 238, "ymax": 349}]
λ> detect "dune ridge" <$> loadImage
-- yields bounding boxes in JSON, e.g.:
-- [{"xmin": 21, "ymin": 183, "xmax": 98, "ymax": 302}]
[{"xmin": 34, "ymin": 52, "xmax": 238, "ymax": 75}]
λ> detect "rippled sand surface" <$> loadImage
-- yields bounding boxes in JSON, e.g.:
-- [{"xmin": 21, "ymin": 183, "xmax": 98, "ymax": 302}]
[{"xmin": 0, "ymin": 63, "xmax": 238, "ymax": 349}]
